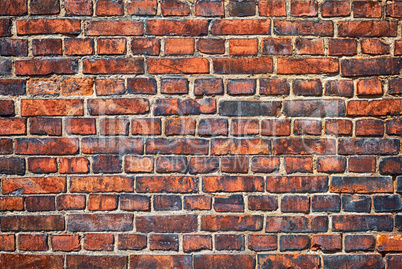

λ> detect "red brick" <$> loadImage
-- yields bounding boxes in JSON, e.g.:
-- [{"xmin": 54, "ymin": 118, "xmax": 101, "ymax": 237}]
[
  {"xmin": 0, "ymin": 254, "xmax": 63, "ymax": 269},
  {"xmin": 345, "ymin": 235, "xmax": 375, "ymax": 251},
  {"xmin": 0, "ymin": 118, "xmax": 26, "ymax": 135},
  {"xmin": 130, "ymin": 255, "xmax": 191, "ymax": 268},
  {"xmin": 311, "ymin": 234, "xmax": 342, "ymax": 252},
  {"xmin": 267, "ymin": 176, "xmax": 328, "ymax": 193},
  {"xmin": 28, "ymin": 78, "xmax": 60, "ymax": 96},
  {"xmin": 194, "ymin": 255, "xmax": 255, "ymax": 269},
  {"xmin": 338, "ymin": 138, "xmax": 399, "ymax": 155},
  {"xmin": 203, "ymin": 176, "xmax": 264, "ymax": 192},
  {"xmin": 260, "ymin": 78, "xmax": 290, "ymax": 95},
  {"xmin": 0, "ymin": 19, "xmax": 12, "ymax": 37},
  {"xmin": 259, "ymin": 1, "xmax": 286, "ymax": 16},
  {"xmin": 1, "ymin": 215, "xmax": 65, "ymax": 231},
  {"xmin": 26, "ymin": 196, "xmax": 55, "ymax": 211},
  {"xmin": 198, "ymin": 118, "xmax": 227, "ymax": 136},
  {"xmin": 357, "ymin": 78, "xmax": 382, "ymax": 96},
  {"xmin": 57, "ymin": 195, "xmax": 86, "ymax": 210},
  {"xmin": 353, "ymin": 1, "xmax": 382, "ymax": 18},
  {"xmin": 294, "ymin": 119, "xmax": 322, "ymax": 135},
  {"xmin": 0, "ymin": 138, "xmax": 12, "ymax": 154},
  {"xmin": 273, "ymin": 138, "xmax": 335, "ymax": 155},
  {"xmin": 161, "ymin": 0, "xmax": 190, "ymax": 16},
  {"xmin": 146, "ymin": 138, "xmax": 209, "ymax": 155},
  {"xmin": 347, "ymin": 99, "xmax": 402, "ymax": 116},
  {"xmin": 248, "ymin": 195, "xmax": 278, "ymax": 211},
  {"xmin": 197, "ymin": 38, "xmax": 225, "ymax": 54},
  {"xmin": 127, "ymin": 78, "xmax": 156, "ymax": 94},
  {"xmin": 349, "ymin": 156, "xmax": 376, "ymax": 173},
  {"xmin": 150, "ymin": 234, "xmax": 179, "ymax": 251},
  {"xmin": 231, "ymin": 119, "xmax": 259, "ymax": 135},
  {"xmin": 216, "ymin": 234, "xmax": 244, "ymax": 250},
  {"xmin": 154, "ymin": 195, "xmax": 181, "ymax": 211},
  {"xmin": 214, "ymin": 58, "xmax": 273, "ymax": 74},
  {"xmin": 274, "ymin": 20, "xmax": 333, "ymax": 36},
  {"xmin": 293, "ymin": 79, "xmax": 322, "ymax": 96},
  {"xmin": 136, "ymin": 215, "xmax": 197, "ymax": 233},
  {"xmin": 0, "ymin": 39, "xmax": 28, "ymax": 56},
  {"xmin": 30, "ymin": 118, "xmax": 62, "ymax": 136},
  {"xmin": 214, "ymin": 194, "xmax": 244, "ymax": 211},
  {"xmin": 165, "ymin": 118, "xmax": 195, "ymax": 135},
  {"xmin": 15, "ymin": 138, "xmax": 78, "ymax": 155},
  {"xmin": 17, "ymin": 19, "xmax": 80, "ymax": 35},
  {"xmin": 184, "ymin": 195, "xmax": 212, "ymax": 210},
  {"xmin": 65, "ymin": 38, "xmax": 94, "ymax": 55},
  {"xmin": 132, "ymin": 118, "xmax": 161, "ymax": 135},
  {"xmin": 68, "ymin": 214, "xmax": 133, "ymax": 232},
  {"xmin": 0, "ymin": 100, "xmax": 14, "ymax": 116},
  {"xmin": 248, "ymin": 235, "xmax": 277, "ymax": 251},
  {"xmin": 0, "ymin": 235, "xmax": 15, "ymax": 251},
  {"xmin": 361, "ymin": 39, "xmax": 390, "ymax": 55},
  {"xmin": 338, "ymin": 21, "xmax": 397, "ymax": 37},
  {"xmin": 228, "ymin": 0, "xmax": 256, "ymax": 16},
  {"xmin": 161, "ymin": 78, "xmax": 189, "ymax": 94},
  {"xmin": 284, "ymin": 100, "xmax": 345, "ymax": 117},
  {"xmin": 296, "ymin": 38, "xmax": 324, "ymax": 55},
  {"xmin": 291, "ymin": 1, "xmax": 318, "ymax": 17},
  {"xmin": 277, "ymin": 58, "xmax": 338, "ymax": 74},
  {"xmin": 67, "ymin": 255, "xmax": 127, "ymax": 268},
  {"xmin": 328, "ymin": 38, "xmax": 357, "ymax": 56},
  {"xmin": 88, "ymin": 194, "xmax": 118, "ymax": 211},
  {"xmin": 229, "ymin": 39, "xmax": 258, "ymax": 55},
  {"xmin": 156, "ymin": 156, "xmax": 187, "ymax": 173},
  {"xmin": 32, "ymin": 39, "xmax": 61, "ymax": 56},
  {"xmin": 321, "ymin": 1, "xmax": 350, "ymax": 17},
  {"xmin": 251, "ymin": 157, "xmax": 280, "ymax": 173},
  {"xmin": 22, "ymin": 99, "xmax": 83, "ymax": 116},
  {"xmin": 70, "ymin": 176, "xmax": 133, "ymax": 193},
  {"xmin": 84, "ymin": 233, "xmax": 114, "ymax": 251},
  {"xmin": 387, "ymin": 119, "xmax": 402, "ymax": 135},
  {"xmin": 16, "ymin": 58, "xmax": 78, "ymax": 76},
  {"xmin": 147, "ymin": 19, "xmax": 208, "ymax": 36},
  {"xmin": 100, "ymin": 119, "xmax": 129, "ymax": 136},
  {"xmin": 136, "ymin": 176, "xmax": 197, "ymax": 193},
  {"xmin": 330, "ymin": 176, "xmax": 393, "ymax": 193},
  {"xmin": 52, "ymin": 235, "xmax": 80, "ymax": 251},
  {"xmin": 284, "ymin": 156, "xmax": 313, "ymax": 174},
  {"xmin": 262, "ymin": 38, "xmax": 292, "ymax": 55},
  {"xmin": 312, "ymin": 195, "xmax": 341, "ymax": 212},
  {"xmin": 66, "ymin": 118, "xmax": 96, "ymax": 135},
  {"xmin": 96, "ymin": 0, "xmax": 124, "ymax": 16},
  {"xmin": 96, "ymin": 79, "xmax": 125, "ymax": 95},
  {"xmin": 325, "ymin": 119, "xmax": 352, "ymax": 135},
  {"xmin": 65, "ymin": 0, "xmax": 92, "ymax": 15},
  {"xmin": 194, "ymin": 78, "xmax": 224, "ymax": 96},
  {"xmin": 118, "ymin": 234, "xmax": 147, "ymax": 250},
  {"xmin": 212, "ymin": 138, "xmax": 270, "ymax": 155},
  {"xmin": 19, "ymin": 234, "xmax": 48, "ymax": 251},
  {"xmin": 356, "ymin": 119, "xmax": 384, "ymax": 137},
  {"xmin": 165, "ymin": 38, "xmax": 194, "ymax": 55},
  {"xmin": 211, "ymin": 19, "xmax": 270, "ymax": 35},
  {"xmin": 97, "ymin": 38, "xmax": 126, "ymax": 55},
  {"xmin": 325, "ymin": 80, "xmax": 354, "ymax": 97},
  {"xmin": 0, "ymin": 196, "xmax": 24, "ymax": 211},
  {"xmin": 280, "ymin": 235, "xmax": 310, "ymax": 251},
  {"xmin": 88, "ymin": 98, "xmax": 148, "ymax": 115},
  {"xmin": 86, "ymin": 20, "xmax": 143, "ymax": 36},
  {"xmin": 0, "ymin": 0, "xmax": 27, "ymax": 15},
  {"xmin": 387, "ymin": 1, "xmax": 402, "ymax": 17},
  {"xmin": 201, "ymin": 215, "xmax": 263, "ymax": 231},
  {"xmin": 148, "ymin": 58, "xmax": 209, "ymax": 74},
  {"xmin": 281, "ymin": 195, "xmax": 310, "ymax": 213},
  {"xmin": 261, "ymin": 119, "xmax": 291, "ymax": 136},
  {"xmin": 183, "ymin": 235, "xmax": 212, "ymax": 252},
  {"xmin": 120, "ymin": 194, "xmax": 150, "ymax": 211},
  {"xmin": 266, "ymin": 216, "xmax": 328, "ymax": 233},
  {"xmin": 317, "ymin": 156, "xmax": 346, "ymax": 173},
  {"xmin": 83, "ymin": 58, "xmax": 144, "ymax": 74},
  {"xmin": 2, "ymin": 177, "xmax": 66, "ymax": 194},
  {"xmin": 127, "ymin": 0, "xmax": 157, "ymax": 15}
]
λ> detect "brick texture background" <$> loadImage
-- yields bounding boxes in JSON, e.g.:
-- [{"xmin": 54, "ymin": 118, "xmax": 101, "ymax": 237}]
[{"xmin": 1, "ymin": 0, "xmax": 402, "ymax": 268}]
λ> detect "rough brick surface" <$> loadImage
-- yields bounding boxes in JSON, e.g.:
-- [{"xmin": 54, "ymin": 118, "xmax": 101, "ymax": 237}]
[{"xmin": 1, "ymin": 0, "xmax": 402, "ymax": 267}]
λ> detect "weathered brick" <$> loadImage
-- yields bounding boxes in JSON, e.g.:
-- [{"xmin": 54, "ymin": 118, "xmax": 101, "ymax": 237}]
[
  {"xmin": 16, "ymin": 58, "xmax": 78, "ymax": 76},
  {"xmin": 146, "ymin": 138, "xmax": 208, "ymax": 155},
  {"xmin": 136, "ymin": 215, "xmax": 197, "ymax": 233},
  {"xmin": 338, "ymin": 138, "xmax": 399, "ymax": 155},
  {"xmin": 332, "ymin": 214, "xmax": 393, "ymax": 232},
  {"xmin": 1, "ymin": 215, "xmax": 65, "ymax": 231},
  {"xmin": 118, "ymin": 234, "xmax": 147, "ymax": 250},
  {"xmin": 67, "ymin": 255, "xmax": 127, "ymax": 269},
  {"xmin": 211, "ymin": 138, "xmax": 270, "ymax": 155},
  {"xmin": 203, "ymin": 176, "xmax": 264, "ymax": 192},
  {"xmin": 213, "ymin": 58, "xmax": 273, "ymax": 74},
  {"xmin": 341, "ymin": 57, "xmax": 402, "ymax": 77},
  {"xmin": 267, "ymin": 176, "xmax": 328, "ymax": 193},
  {"xmin": 345, "ymin": 235, "xmax": 375, "ymax": 252},
  {"xmin": 136, "ymin": 176, "xmax": 197, "ymax": 193},
  {"xmin": 278, "ymin": 58, "xmax": 339, "ymax": 74},
  {"xmin": 68, "ymin": 214, "xmax": 133, "ymax": 232},
  {"xmin": 2, "ymin": 177, "xmax": 66, "ymax": 194},
  {"xmin": 258, "ymin": 254, "xmax": 320, "ymax": 269},
  {"xmin": 84, "ymin": 233, "xmax": 114, "ymax": 251},
  {"xmin": 19, "ymin": 234, "xmax": 48, "ymax": 251},
  {"xmin": 183, "ymin": 235, "xmax": 212, "ymax": 252},
  {"xmin": 148, "ymin": 58, "xmax": 209, "ymax": 74},
  {"xmin": 17, "ymin": 19, "xmax": 80, "ymax": 35},
  {"xmin": 338, "ymin": 21, "xmax": 397, "ymax": 37},
  {"xmin": 201, "ymin": 215, "xmax": 263, "ymax": 231},
  {"xmin": 130, "ymin": 255, "xmax": 191, "ymax": 269},
  {"xmin": 70, "ymin": 176, "xmax": 133, "ymax": 193},
  {"xmin": 86, "ymin": 20, "xmax": 143, "ymax": 36},
  {"xmin": 219, "ymin": 101, "xmax": 280, "ymax": 116},
  {"xmin": 274, "ymin": 20, "xmax": 333, "ymax": 36},
  {"xmin": 323, "ymin": 255, "xmax": 384, "ymax": 269},
  {"xmin": 211, "ymin": 19, "xmax": 270, "ymax": 35},
  {"xmin": 147, "ymin": 19, "xmax": 208, "ymax": 36},
  {"xmin": 266, "ymin": 216, "xmax": 328, "ymax": 233}
]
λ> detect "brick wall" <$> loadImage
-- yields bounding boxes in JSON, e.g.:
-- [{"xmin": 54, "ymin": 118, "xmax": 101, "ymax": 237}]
[{"xmin": 1, "ymin": 0, "xmax": 402, "ymax": 268}]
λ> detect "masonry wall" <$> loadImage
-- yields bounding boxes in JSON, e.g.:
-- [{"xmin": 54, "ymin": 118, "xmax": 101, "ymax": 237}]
[{"xmin": 1, "ymin": 0, "xmax": 402, "ymax": 268}]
